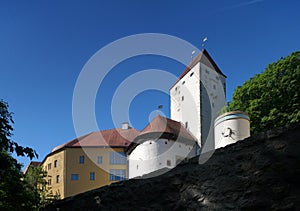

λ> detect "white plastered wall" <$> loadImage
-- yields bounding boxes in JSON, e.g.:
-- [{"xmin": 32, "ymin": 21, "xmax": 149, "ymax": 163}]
[{"xmin": 128, "ymin": 138, "xmax": 196, "ymax": 178}]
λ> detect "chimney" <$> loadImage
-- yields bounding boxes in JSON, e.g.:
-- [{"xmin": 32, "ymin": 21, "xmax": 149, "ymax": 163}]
[{"xmin": 122, "ymin": 122, "xmax": 130, "ymax": 130}]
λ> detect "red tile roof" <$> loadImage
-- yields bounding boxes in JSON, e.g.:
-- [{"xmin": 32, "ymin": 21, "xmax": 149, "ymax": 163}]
[
  {"xmin": 127, "ymin": 116, "xmax": 197, "ymax": 155},
  {"xmin": 170, "ymin": 49, "xmax": 226, "ymax": 89},
  {"xmin": 51, "ymin": 128, "xmax": 140, "ymax": 153},
  {"xmin": 139, "ymin": 115, "xmax": 196, "ymax": 141}
]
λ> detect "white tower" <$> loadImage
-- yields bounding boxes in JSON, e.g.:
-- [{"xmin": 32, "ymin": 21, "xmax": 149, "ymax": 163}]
[{"xmin": 170, "ymin": 49, "xmax": 226, "ymax": 152}]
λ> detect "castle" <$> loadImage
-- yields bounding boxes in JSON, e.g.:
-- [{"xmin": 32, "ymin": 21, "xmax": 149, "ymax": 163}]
[
  {"xmin": 127, "ymin": 49, "xmax": 227, "ymax": 178},
  {"xmin": 26, "ymin": 49, "xmax": 250, "ymax": 198}
]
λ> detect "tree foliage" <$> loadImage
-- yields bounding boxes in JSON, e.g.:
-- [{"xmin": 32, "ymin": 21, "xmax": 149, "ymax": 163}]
[
  {"xmin": 0, "ymin": 99, "xmax": 37, "ymax": 159},
  {"xmin": 24, "ymin": 165, "xmax": 58, "ymax": 209},
  {"xmin": 0, "ymin": 99, "xmax": 49, "ymax": 210},
  {"xmin": 228, "ymin": 51, "xmax": 300, "ymax": 134},
  {"xmin": 0, "ymin": 152, "xmax": 37, "ymax": 210}
]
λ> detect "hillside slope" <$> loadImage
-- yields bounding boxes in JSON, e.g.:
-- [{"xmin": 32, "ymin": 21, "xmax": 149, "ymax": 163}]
[{"xmin": 44, "ymin": 123, "xmax": 300, "ymax": 210}]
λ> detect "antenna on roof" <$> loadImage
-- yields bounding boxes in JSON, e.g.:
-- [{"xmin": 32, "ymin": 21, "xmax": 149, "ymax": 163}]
[
  {"xmin": 157, "ymin": 105, "xmax": 163, "ymax": 116},
  {"xmin": 191, "ymin": 50, "xmax": 196, "ymax": 61},
  {"xmin": 202, "ymin": 37, "xmax": 208, "ymax": 49}
]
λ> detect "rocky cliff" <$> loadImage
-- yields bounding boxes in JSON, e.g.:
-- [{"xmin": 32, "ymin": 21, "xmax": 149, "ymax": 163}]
[{"xmin": 44, "ymin": 123, "xmax": 300, "ymax": 210}]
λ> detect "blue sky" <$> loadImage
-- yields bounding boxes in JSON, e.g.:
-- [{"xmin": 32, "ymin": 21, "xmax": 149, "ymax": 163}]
[{"xmin": 0, "ymin": 0, "xmax": 299, "ymax": 167}]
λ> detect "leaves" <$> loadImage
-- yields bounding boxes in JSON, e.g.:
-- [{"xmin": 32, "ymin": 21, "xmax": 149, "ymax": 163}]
[
  {"xmin": 0, "ymin": 99, "xmax": 37, "ymax": 159},
  {"xmin": 228, "ymin": 51, "xmax": 300, "ymax": 134}
]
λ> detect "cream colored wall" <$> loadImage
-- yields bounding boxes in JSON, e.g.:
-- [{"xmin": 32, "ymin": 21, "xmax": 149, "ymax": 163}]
[
  {"xmin": 64, "ymin": 147, "xmax": 127, "ymax": 198},
  {"xmin": 42, "ymin": 150, "xmax": 66, "ymax": 199}
]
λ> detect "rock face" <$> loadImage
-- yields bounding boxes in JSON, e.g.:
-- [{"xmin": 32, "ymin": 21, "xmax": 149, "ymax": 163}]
[{"xmin": 44, "ymin": 123, "xmax": 300, "ymax": 210}]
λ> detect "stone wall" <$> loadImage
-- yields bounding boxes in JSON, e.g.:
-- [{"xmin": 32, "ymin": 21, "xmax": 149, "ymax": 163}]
[{"xmin": 44, "ymin": 122, "xmax": 300, "ymax": 210}]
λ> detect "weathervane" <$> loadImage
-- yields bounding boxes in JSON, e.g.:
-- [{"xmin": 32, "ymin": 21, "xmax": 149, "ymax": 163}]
[
  {"xmin": 191, "ymin": 36, "xmax": 208, "ymax": 60},
  {"xmin": 191, "ymin": 50, "xmax": 196, "ymax": 61},
  {"xmin": 202, "ymin": 37, "xmax": 208, "ymax": 49},
  {"xmin": 157, "ymin": 105, "xmax": 163, "ymax": 116}
]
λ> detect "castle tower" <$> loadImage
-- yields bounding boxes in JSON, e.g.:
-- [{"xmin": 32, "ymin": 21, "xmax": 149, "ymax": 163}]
[
  {"xmin": 127, "ymin": 115, "xmax": 197, "ymax": 178},
  {"xmin": 170, "ymin": 49, "xmax": 226, "ymax": 152}
]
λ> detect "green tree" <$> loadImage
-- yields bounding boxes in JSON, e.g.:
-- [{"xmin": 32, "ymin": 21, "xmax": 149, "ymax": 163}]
[
  {"xmin": 24, "ymin": 165, "xmax": 57, "ymax": 209},
  {"xmin": 0, "ymin": 99, "xmax": 42, "ymax": 210},
  {"xmin": 0, "ymin": 152, "xmax": 38, "ymax": 210},
  {"xmin": 0, "ymin": 99, "xmax": 37, "ymax": 159},
  {"xmin": 228, "ymin": 51, "xmax": 300, "ymax": 133}
]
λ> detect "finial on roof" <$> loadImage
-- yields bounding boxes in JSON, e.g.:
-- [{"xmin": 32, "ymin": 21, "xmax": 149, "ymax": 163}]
[
  {"xmin": 157, "ymin": 105, "xmax": 163, "ymax": 116},
  {"xmin": 191, "ymin": 50, "xmax": 197, "ymax": 61},
  {"xmin": 202, "ymin": 37, "xmax": 208, "ymax": 49}
]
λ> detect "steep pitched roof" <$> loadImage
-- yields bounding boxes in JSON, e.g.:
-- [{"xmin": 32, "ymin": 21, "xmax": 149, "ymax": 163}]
[
  {"xmin": 171, "ymin": 49, "xmax": 226, "ymax": 89},
  {"xmin": 51, "ymin": 128, "xmax": 140, "ymax": 153},
  {"xmin": 127, "ymin": 116, "xmax": 197, "ymax": 155}
]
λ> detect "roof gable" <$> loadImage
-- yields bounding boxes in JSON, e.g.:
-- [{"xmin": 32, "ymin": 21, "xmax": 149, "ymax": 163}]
[{"xmin": 171, "ymin": 49, "xmax": 226, "ymax": 89}]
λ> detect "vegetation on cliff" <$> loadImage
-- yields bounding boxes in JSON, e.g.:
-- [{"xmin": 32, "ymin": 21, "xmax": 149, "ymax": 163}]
[{"xmin": 228, "ymin": 51, "xmax": 300, "ymax": 134}]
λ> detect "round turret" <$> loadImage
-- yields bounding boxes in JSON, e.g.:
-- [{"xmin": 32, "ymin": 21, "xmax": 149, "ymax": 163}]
[{"xmin": 214, "ymin": 111, "xmax": 250, "ymax": 149}]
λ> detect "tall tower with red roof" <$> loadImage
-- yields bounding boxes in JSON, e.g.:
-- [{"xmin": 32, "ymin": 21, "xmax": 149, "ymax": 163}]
[{"xmin": 170, "ymin": 49, "xmax": 226, "ymax": 152}]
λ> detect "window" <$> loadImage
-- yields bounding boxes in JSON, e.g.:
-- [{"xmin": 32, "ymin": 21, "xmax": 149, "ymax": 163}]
[
  {"xmin": 185, "ymin": 121, "xmax": 188, "ymax": 129},
  {"xmin": 56, "ymin": 175, "xmax": 60, "ymax": 183},
  {"xmin": 54, "ymin": 160, "xmax": 58, "ymax": 168},
  {"xmin": 48, "ymin": 179, "xmax": 51, "ymax": 185},
  {"xmin": 48, "ymin": 163, "xmax": 51, "ymax": 170},
  {"xmin": 182, "ymin": 81, "xmax": 185, "ymax": 85},
  {"xmin": 109, "ymin": 169, "xmax": 126, "ymax": 181},
  {"xmin": 79, "ymin": 155, "xmax": 85, "ymax": 164},
  {"xmin": 110, "ymin": 152, "xmax": 126, "ymax": 164},
  {"xmin": 190, "ymin": 72, "xmax": 194, "ymax": 77},
  {"xmin": 71, "ymin": 174, "xmax": 79, "ymax": 181},
  {"xmin": 167, "ymin": 160, "xmax": 171, "ymax": 166},
  {"xmin": 90, "ymin": 172, "xmax": 95, "ymax": 181},
  {"xmin": 181, "ymin": 96, "xmax": 184, "ymax": 101},
  {"xmin": 97, "ymin": 156, "xmax": 103, "ymax": 164}
]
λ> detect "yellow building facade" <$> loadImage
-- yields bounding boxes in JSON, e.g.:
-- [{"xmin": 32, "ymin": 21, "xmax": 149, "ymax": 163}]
[{"xmin": 41, "ymin": 126, "xmax": 139, "ymax": 199}]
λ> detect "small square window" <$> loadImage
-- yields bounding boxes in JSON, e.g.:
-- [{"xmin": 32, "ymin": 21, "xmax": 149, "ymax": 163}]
[
  {"xmin": 79, "ymin": 156, "xmax": 85, "ymax": 164},
  {"xmin": 90, "ymin": 172, "xmax": 95, "ymax": 181},
  {"xmin": 71, "ymin": 174, "xmax": 79, "ymax": 181},
  {"xmin": 167, "ymin": 160, "xmax": 171, "ymax": 166},
  {"xmin": 97, "ymin": 156, "xmax": 103, "ymax": 164}
]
